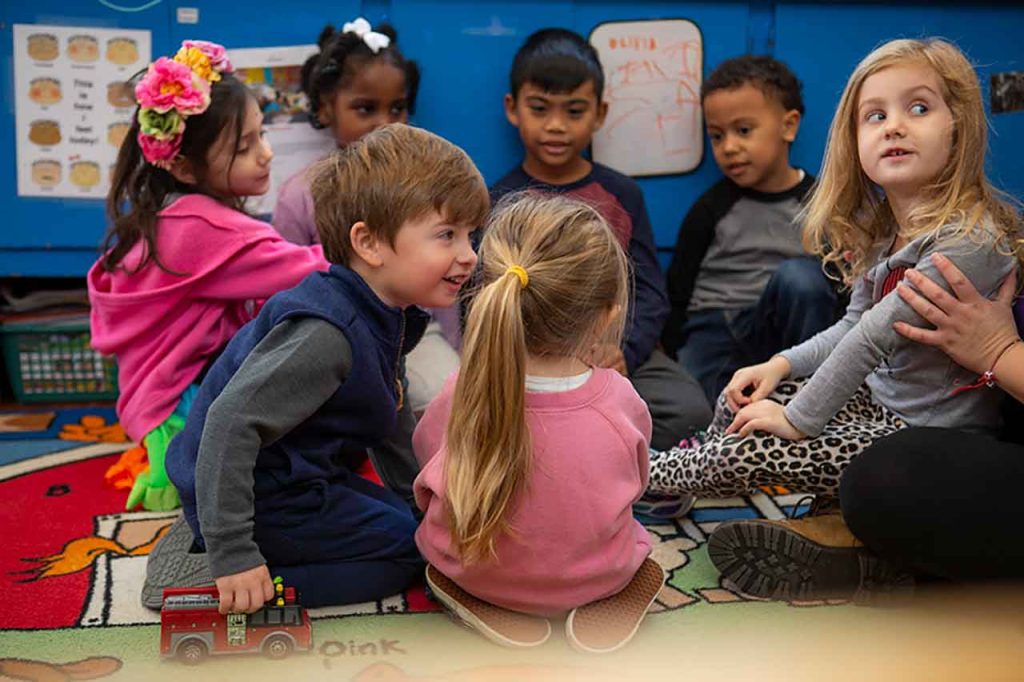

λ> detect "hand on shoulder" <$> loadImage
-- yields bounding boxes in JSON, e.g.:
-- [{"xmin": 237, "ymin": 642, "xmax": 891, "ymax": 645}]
[{"xmin": 894, "ymin": 253, "xmax": 1019, "ymax": 375}]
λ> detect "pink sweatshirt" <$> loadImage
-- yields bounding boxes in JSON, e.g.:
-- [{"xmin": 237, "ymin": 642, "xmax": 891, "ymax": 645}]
[
  {"xmin": 88, "ymin": 194, "xmax": 329, "ymax": 442},
  {"xmin": 413, "ymin": 369, "xmax": 652, "ymax": 616}
]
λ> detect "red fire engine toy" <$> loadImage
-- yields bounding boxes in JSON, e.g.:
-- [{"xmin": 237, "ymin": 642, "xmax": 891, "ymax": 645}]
[{"xmin": 160, "ymin": 578, "xmax": 312, "ymax": 664}]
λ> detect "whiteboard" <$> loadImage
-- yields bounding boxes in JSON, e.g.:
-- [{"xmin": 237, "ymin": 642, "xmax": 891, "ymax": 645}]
[{"xmin": 590, "ymin": 19, "xmax": 703, "ymax": 177}]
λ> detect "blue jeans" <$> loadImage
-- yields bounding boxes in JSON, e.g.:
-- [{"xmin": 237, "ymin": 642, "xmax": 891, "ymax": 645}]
[{"xmin": 677, "ymin": 257, "xmax": 838, "ymax": 403}]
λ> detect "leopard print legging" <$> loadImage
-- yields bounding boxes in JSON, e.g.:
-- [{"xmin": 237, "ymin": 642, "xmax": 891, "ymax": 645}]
[{"xmin": 648, "ymin": 379, "xmax": 905, "ymax": 497}]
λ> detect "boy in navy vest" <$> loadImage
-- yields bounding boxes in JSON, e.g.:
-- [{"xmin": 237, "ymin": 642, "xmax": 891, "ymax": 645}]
[{"xmin": 146, "ymin": 125, "xmax": 489, "ymax": 612}]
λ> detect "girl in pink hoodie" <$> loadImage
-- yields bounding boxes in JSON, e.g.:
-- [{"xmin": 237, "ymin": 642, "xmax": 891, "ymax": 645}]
[{"xmin": 88, "ymin": 41, "xmax": 327, "ymax": 511}]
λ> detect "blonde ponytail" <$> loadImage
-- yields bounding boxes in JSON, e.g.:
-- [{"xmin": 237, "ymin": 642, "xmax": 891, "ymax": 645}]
[{"xmin": 444, "ymin": 193, "xmax": 629, "ymax": 563}]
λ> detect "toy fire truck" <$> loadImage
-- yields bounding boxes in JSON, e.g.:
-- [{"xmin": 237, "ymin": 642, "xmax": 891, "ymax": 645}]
[{"xmin": 159, "ymin": 578, "xmax": 312, "ymax": 664}]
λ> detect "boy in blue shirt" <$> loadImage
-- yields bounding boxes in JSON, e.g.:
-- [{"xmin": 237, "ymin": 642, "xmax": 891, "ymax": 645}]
[
  {"xmin": 144, "ymin": 125, "xmax": 490, "ymax": 612},
  {"xmin": 662, "ymin": 56, "xmax": 838, "ymax": 402},
  {"xmin": 491, "ymin": 28, "xmax": 713, "ymax": 452}
]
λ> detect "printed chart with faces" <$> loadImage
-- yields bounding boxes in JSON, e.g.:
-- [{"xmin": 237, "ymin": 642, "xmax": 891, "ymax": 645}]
[{"xmin": 13, "ymin": 24, "xmax": 151, "ymax": 198}]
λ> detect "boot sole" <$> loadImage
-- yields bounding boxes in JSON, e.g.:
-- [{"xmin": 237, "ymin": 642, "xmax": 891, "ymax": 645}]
[{"xmin": 708, "ymin": 520, "xmax": 901, "ymax": 602}]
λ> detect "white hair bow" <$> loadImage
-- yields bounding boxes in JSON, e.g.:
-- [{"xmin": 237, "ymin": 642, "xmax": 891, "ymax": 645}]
[{"xmin": 342, "ymin": 17, "xmax": 391, "ymax": 54}]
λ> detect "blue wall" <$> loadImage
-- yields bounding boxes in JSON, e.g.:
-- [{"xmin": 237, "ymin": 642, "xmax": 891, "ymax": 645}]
[{"xmin": 2, "ymin": 0, "xmax": 1022, "ymax": 276}]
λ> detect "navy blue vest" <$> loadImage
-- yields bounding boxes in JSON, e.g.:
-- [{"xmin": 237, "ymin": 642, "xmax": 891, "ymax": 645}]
[{"xmin": 167, "ymin": 265, "xmax": 428, "ymax": 538}]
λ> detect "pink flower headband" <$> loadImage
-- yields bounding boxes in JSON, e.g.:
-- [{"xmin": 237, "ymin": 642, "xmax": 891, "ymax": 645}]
[{"xmin": 134, "ymin": 40, "xmax": 235, "ymax": 169}]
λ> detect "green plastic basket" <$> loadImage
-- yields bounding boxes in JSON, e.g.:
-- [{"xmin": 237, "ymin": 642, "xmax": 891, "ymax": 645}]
[{"xmin": 0, "ymin": 319, "xmax": 118, "ymax": 402}]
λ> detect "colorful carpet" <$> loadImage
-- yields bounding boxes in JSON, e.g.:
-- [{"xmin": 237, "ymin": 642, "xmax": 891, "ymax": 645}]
[{"xmin": 3, "ymin": 407, "xmax": 1016, "ymax": 681}]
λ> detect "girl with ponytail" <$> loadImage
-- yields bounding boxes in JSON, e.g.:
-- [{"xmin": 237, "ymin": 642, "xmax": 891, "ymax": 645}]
[{"xmin": 412, "ymin": 193, "xmax": 665, "ymax": 653}]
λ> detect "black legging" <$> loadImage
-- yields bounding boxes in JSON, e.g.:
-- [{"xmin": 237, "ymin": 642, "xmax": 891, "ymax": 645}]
[{"xmin": 840, "ymin": 427, "xmax": 1024, "ymax": 582}]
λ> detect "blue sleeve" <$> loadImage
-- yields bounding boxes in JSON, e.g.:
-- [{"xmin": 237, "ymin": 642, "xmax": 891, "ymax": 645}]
[{"xmin": 622, "ymin": 186, "xmax": 669, "ymax": 373}]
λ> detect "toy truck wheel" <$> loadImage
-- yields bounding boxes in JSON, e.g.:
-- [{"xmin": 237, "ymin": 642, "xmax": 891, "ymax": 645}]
[
  {"xmin": 263, "ymin": 634, "xmax": 293, "ymax": 660},
  {"xmin": 177, "ymin": 639, "xmax": 209, "ymax": 665}
]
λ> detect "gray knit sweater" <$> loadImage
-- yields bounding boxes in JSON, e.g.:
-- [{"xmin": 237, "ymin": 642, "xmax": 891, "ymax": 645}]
[{"xmin": 780, "ymin": 219, "xmax": 1014, "ymax": 437}]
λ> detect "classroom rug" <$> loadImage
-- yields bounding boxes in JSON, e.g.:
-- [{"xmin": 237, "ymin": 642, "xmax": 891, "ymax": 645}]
[{"xmin": 2, "ymin": 407, "xmax": 1019, "ymax": 682}]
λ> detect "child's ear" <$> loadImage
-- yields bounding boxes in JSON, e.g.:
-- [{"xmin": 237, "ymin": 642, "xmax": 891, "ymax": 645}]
[
  {"xmin": 167, "ymin": 156, "xmax": 197, "ymax": 185},
  {"xmin": 349, "ymin": 221, "xmax": 385, "ymax": 267},
  {"xmin": 317, "ymin": 98, "xmax": 334, "ymax": 128},
  {"xmin": 782, "ymin": 109, "xmax": 801, "ymax": 143},
  {"xmin": 503, "ymin": 93, "xmax": 520, "ymax": 128},
  {"xmin": 594, "ymin": 303, "xmax": 622, "ymax": 339},
  {"xmin": 593, "ymin": 99, "xmax": 609, "ymax": 132}
]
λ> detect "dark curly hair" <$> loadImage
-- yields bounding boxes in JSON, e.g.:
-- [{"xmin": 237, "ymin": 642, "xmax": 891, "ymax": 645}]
[
  {"xmin": 701, "ymin": 55, "xmax": 804, "ymax": 114},
  {"xmin": 304, "ymin": 21, "xmax": 420, "ymax": 129}
]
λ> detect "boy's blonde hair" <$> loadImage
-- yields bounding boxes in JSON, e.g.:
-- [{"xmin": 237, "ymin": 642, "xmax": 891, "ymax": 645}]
[
  {"xmin": 308, "ymin": 124, "xmax": 490, "ymax": 264},
  {"xmin": 445, "ymin": 193, "xmax": 630, "ymax": 564},
  {"xmin": 803, "ymin": 38, "xmax": 1022, "ymax": 284}
]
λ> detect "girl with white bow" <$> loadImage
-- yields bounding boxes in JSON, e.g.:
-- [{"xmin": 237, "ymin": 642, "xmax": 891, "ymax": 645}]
[
  {"xmin": 274, "ymin": 17, "xmax": 419, "ymax": 246},
  {"xmin": 274, "ymin": 19, "xmax": 463, "ymax": 416}
]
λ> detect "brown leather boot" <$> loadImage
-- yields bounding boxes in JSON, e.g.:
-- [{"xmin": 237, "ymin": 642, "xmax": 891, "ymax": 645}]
[{"xmin": 708, "ymin": 501, "xmax": 913, "ymax": 604}]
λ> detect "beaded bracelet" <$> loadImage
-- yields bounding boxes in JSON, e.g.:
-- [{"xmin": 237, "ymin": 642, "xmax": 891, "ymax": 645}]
[{"xmin": 950, "ymin": 338, "xmax": 1022, "ymax": 396}]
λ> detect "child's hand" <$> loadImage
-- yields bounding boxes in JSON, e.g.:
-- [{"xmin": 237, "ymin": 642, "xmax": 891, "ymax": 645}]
[
  {"xmin": 215, "ymin": 564, "xmax": 275, "ymax": 614},
  {"xmin": 589, "ymin": 343, "xmax": 628, "ymax": 376},
  {"xmin": 725, "ymin": 400, "xmax": 806, "ymax": 440},
  {"xmin": 723, "ymin": 356, "xmax": 791, "ymax": 412}
]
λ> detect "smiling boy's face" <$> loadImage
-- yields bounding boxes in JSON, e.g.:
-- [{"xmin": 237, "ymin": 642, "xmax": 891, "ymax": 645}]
[
  {"xmin": 704, "ymin": 82, "xmax": 801, "ymax": 193},
  {"xmin": 505, "ymin": 79, "xmax": 607, "ymax": 185},
  {"xmin": 365, "ymin": 211, "xmax": 478, "ymax": 310}
]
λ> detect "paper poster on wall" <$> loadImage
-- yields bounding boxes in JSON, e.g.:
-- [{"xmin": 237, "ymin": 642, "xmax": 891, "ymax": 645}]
[
  {"xmin": 589, "ymin": 19, "xmax": 703, "ymax": 177},
  {"xmin": 229, "ymin": 45, "xmax": 335, "ymax": 217},
  {"xmin": 13, "ymin": 24, "xmax": 151, "ymax": 199}
]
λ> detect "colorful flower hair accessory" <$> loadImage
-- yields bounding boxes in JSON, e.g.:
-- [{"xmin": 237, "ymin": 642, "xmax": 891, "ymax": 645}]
[
  {"xmin": 342, "ymin": 17, "xmax": 391, "ymax": 54},
  {"xmin": 134, "ymin": 39, "xmax": 234, "ymax": 169},
  {"xmin": 181, "ymin": 40, "xmax": 234, "ymax": 76}
]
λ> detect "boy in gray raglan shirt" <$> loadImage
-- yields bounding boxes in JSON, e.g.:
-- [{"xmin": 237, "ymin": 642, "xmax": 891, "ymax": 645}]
[{"xmin": 663, "ymin": 56, "xmax": 839, "ymax": 403}]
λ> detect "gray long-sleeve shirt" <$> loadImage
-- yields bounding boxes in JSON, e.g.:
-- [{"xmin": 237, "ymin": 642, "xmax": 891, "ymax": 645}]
[
  {"xmin": 195, "ymin": 317, "xmax": 418, "ymax": 578},
  {"xmin": 780, "ymin": 219, "xmax": 1014, "ymax": 437}
]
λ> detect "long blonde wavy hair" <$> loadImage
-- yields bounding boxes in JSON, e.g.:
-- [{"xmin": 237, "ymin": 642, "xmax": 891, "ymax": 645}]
[
  {"xmin": 445, "ymin": 193, "xmax": 630, "ymax": 564},
  {"xmin": 803, "ymin": 38, "xmax": 1022, "ymax": 284}
]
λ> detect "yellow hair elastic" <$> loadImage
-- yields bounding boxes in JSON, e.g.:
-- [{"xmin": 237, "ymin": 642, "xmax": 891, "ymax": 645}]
[{"xmin": 506, "ymin": 265, "xmax": 529, "ymax": 289}]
